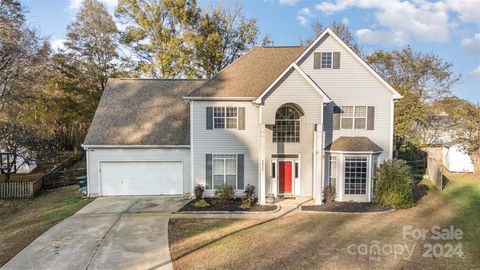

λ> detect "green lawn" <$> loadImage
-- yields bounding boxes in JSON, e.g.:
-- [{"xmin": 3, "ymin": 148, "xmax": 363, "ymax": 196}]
[
  {"xmin": 0, "ymin": 186, "xmax": 94, "ymax": 267},
  {"xmin": 441, "ymin": 173, "xmax": 480, "ymax": 266},
  {"xmin": 169, "ymin": 174, "xmax": 480, "ymax": 270}
]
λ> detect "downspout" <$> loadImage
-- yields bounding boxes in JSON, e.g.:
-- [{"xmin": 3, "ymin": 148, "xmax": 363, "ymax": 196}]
[
  {"xmin": 313, "ymin": 125, "xmax": 317, "ymax": 201},
  {"xmin": 188, "ymin": 99, "xmax": 194, "ymax": 196}
]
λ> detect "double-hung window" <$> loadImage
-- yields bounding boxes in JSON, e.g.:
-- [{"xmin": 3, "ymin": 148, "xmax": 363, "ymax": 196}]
[
  {"xmin": 213, "ymin": 154, "xmax": 237, "ymax": 189},
  {"xmin": 344, "ymin": 156, "xmax": 367, "ymax": 195},
  {"xmin": 321, "ymin": 52, "xmax": 332, "ymax": 68},
  {"xmin": 214, "ymin": 107, "xmax": 238, "ymax": 129},
  {"xmin": 340, "ymin": 106, "xmax": 367, "ymax": 130}
]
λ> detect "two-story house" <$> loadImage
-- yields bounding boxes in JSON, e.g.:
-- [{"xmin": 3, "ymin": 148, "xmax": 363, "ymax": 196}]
[{"xmin": 82, "ymin": 28, "xmax": 402, "ymax": 204}]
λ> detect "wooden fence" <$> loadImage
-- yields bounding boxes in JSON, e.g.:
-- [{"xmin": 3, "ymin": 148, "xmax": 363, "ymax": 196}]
[
  {"xmin": 0, "ymin": 155, "xmax": 80, "ymax": 199},
  {"xmin": 0, "ymin": 178, "xmax": 43, "ymax": 199},
  {"xmin": 427, "ymin": 157, "xmax": 444, "ymax": 190},
  {"xmin": 42, "ymin": 156, "xmax": 78, "ymax": 190}
]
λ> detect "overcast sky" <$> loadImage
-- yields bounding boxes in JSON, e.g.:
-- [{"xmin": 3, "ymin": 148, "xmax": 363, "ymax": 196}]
[{"xmin": 22, "ymin": 0, "xmax": 480, "ymax": 102}]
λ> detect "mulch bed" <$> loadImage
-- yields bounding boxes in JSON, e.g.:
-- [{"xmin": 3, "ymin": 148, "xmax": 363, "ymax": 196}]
[
  {"xmin": 302, "ymin": 202, "xmax": 391, "ymax": 213},
  {"xmin": 178, "ymin": 198, "xmax": 277, "ymax": 212}
]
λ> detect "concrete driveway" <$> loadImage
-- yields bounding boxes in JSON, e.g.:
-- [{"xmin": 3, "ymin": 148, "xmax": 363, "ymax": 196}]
[{"xmin": 2, "ymin": 196, "xmax": 187, "ymax": 270}]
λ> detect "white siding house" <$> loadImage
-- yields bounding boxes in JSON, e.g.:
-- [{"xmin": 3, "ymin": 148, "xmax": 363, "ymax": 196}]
[
  {"xmin": 443, "ymin": 144, "xmax": 474, "ymax": 173},
  {"xmin": 83, "ymin": 28, "xmax": 401, "ymax": 204}
]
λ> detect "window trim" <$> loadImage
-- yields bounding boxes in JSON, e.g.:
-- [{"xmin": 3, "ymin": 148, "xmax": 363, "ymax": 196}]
[
  {"xmin": 294, "ymin": 160, "xmax": 299, "ymax": 179},
  {"xmin": 271, "ymin": 161, "xmax": 276, "ymax": 179},
  {"xmin": 273, "ymin": 105, "xmax": 301, "ymax": 143},
  {"xmin": 212, "ymin": 154, "xmax": 238, "ymax": 189},
  {"xmin": 321, "ymin": 52, "xmax": 333, "ymax": 69},
  {"xmin": 328, "ymin": 155, "xmax": 337, "ymax": 187},
  {"xmin": 213, "ymin": 106, "xmax": 239, "ymax": 130},
  {"xmin": 344, "ymin": 155, "xmax": 368, "ymax": 195},
  {"xmin": 340, "ymin": 106, "xmax": 368, "ymax": 130}
]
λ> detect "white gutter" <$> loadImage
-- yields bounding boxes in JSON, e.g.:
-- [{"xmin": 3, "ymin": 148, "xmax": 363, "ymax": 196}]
[
  {"xmin": 81, "ymin": 145, "xmax": 190, "ymax": 149},
  {"xmin": 325, "ymin": 150, "xmax": 383, "ymax": 154}
]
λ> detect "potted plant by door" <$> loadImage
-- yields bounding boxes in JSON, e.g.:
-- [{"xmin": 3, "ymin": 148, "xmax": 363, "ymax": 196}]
[{"xmin": 266, "ymin": 193, "xmax": 275, "ymax": 204}]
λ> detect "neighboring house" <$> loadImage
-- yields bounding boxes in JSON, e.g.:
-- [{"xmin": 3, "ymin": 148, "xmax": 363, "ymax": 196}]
[
  {"xmin": 443, "ymin": 143, "xmax": 474, "ymax": 173},
  {"xmin": 82, "ymin": 28, "xmax": 402, "ymax": 204},
  {"xmin": 423, "ymin": 112, "xmax": 474, "ymax": 173},
  {"xmin": 0, "ymin": 151, "xmax": 37, "ymax": 174}
]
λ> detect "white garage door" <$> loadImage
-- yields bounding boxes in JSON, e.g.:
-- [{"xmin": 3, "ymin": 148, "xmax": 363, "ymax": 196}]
[{"xmin": 100, "ymin": 161, "xmax": 183, "ymax": 196}]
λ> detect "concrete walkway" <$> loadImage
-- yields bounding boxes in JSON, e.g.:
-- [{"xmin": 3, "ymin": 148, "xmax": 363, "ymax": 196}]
[
  {"xmin": 172, "ymin": 197, "xmax": 313, "ymax": 219},
  {"xmin": 2, "ymin": 196, "xmax": 187, "ymax": 270}
]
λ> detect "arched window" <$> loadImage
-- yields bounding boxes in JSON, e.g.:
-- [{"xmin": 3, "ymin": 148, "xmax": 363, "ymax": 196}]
[{"xmin": 273, "ymin": 105, "xmax": 300, "ymax": 142}]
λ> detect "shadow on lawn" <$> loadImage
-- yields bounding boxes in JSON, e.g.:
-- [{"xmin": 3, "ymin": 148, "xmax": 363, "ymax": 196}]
[
  {"xmin": 169, "ymin": 203, "xmax": 304, "ymax": 263},
  {"xmin": 170, "ymin": 175, "xmax": 480, "ymax": 269}
]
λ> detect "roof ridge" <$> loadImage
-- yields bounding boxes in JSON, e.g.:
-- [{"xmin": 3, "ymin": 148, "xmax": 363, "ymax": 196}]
[
  {"xmin": 256, "ymin": 45, "xmax": 304, "ymax": 48},
  {"xmin": 111, "ymin": 78, "xmax": 207, "ymax": 81}
]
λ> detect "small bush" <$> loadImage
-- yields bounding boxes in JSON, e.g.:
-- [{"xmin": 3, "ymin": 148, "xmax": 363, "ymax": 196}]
[
  {"xmin": 214, "ymin": 185, "xmax": 234, "ymax": 205},
  {"xmin": 323, "ymin": 185, "xmax": 336, "ymax": 203},
  {"xmin": 194, "ymin": 184, "xmax": 204, "ymax": 200},
  {"xmin": 240, "ymin": 184, "xmax": 256, "ymax": 209},
  {"xmin": 240, "ymin": 199, "xmax": 253, "ymax": 209},
  {"xmin": 194, "ymin": 199, "xmax": 209, "ymax": 208},
  {"xmin": 374, "ymin": 159, "xmax": 414, "ymax": 209},
  {"xmin": 244, "ymin": 184, "xmax": 255, "ymax": 198}
]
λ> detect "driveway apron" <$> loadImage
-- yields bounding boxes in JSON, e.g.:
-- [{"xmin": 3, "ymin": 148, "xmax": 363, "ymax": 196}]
[{"xmin": 1, "ymin": 196, "xmax": 187, "ymax": 270}]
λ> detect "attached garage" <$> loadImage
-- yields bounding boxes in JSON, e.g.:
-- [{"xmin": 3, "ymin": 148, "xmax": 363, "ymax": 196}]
[
  {"xmin": 100, "ymin": 161, "xmax": 183, "ymax": 196},
  {"xmin": 84, "ymin": 148, "xmax": 191, "ymax": 196},
  {"xmin": 82, "ymin": 79, "xmax": 205, "ymax": 197}
]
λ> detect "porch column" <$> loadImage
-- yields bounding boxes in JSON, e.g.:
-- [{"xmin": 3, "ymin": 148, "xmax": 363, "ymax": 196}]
[
  {"xmin": 259, "ymin": 123, "xmax": 266, "ymax": 204},
  {"xmin": 314, "ymin": 123, "xmax": 324, "ymax": 204}
]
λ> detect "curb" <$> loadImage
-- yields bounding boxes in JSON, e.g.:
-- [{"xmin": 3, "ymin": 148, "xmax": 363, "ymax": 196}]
[
  {"xmin": 175, "ymin": 205, "xmax": 281, "ymax": 215},
  {"xmin": 299, "ymin": 206, "xmax": 396, "ymax": 215}
]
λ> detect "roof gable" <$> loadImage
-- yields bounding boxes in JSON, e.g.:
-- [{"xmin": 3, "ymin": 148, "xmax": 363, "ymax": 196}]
[
  {"xmin": 296, "ymin": 28, "xmax": 402, "ymax": 100},
  {"xmin": 254, "ymin": 63, "xmax": 331, "ymax": 104},
  {"xmin": 186, "ymin": 46, "xmax": 304, "ymax": 98}
]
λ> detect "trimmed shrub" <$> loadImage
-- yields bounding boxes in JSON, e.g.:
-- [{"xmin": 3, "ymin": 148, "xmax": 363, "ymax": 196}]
[
  {"xmin": 244, "ymin": 184, "xmax": 255, "ymax": 198},
  {"xmin": 194, "ymin": 199, "xmax": 209, "ymax": 207},
  {"xmin": 194, "ymin": 184, "xmax": 204, "ymax": 200},
  {"xmin": 323, "ymin": 185, "xmax": 336, "ymax": 203},
  {"xmin": 241, "ymin": 184, "xmax": 256, "ymax": 209},
  {"xmin": 214, "ymin": 185, "xmax": 234, "ymax": 205},
  {"xmin": 374, "ymin": 159, "xmax": 414, "ymax": 209}
]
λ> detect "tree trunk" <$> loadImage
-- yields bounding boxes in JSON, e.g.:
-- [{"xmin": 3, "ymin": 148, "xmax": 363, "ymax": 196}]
[{"xmin": 471, "ymin": 152, "xmax": 480, "ymax": 175}]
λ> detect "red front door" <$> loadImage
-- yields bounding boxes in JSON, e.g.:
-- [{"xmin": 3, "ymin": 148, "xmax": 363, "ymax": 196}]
[{"xmin": 278, "ymin": 161, "xmax": 293, "ymax": 194}]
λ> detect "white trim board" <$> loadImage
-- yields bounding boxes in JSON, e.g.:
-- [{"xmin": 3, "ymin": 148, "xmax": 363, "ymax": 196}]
[
  {"xmin": 183, "ymin": 96, "xmax": 256, "ymax": 101},
  {"xmin": 82, "ymin": 145, "xmax": 190, "ymax": 149},
  {"xmin": 295, "ymin": 28, "xmax": 402, "ymax": 100}
]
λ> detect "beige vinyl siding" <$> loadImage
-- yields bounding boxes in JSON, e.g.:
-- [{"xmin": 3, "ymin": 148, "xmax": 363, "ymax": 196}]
[
  {"xmin": 265, "ymin": 121, "xmax": 315, "ymax": 196},
  {"xmin": 261, "ymin": 68, "xmax": 324, "ymax": 125},
  {"xmin": 86, "ymin": 148, "xmax": 191, "ymax": 196},
  {"xmin": 191, "ymin": 101, "xmax": 259, "ymax": 196},
  {"xmin": 298, "ymin": 33, "xmax": 394, "ymax": 162},
  {"xmin": 260, "ymin": 67, "xmax": 323, "ymax": 196}
]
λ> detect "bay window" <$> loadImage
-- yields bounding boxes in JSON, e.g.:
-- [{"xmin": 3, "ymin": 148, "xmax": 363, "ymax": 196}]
[{"xmin": 344, "ymin": 156, "xmax": 367, "ymax": 195}]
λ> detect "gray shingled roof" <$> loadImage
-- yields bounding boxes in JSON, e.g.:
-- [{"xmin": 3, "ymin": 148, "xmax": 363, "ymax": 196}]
[
  {"xmin": 188, "ymin": 46, "xmax": 305, "ymax": 98},
  {"xmin": 325, "ymin": 137, "xmax": 383, "ymax": 152},
  {"xmin": 84, "ymin": 78, "xmax": 206, "ymax": 145}
]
